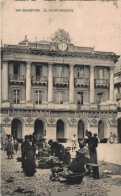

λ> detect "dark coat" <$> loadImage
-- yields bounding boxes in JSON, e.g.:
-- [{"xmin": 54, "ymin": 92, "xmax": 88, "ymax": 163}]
[
  {"xmin": 21, "ymin": 141, "xmax": 36, "ymax": 176},
  {"xmin": 24, "ymin": 142, "xmax": 36, "ymax": 176},
  {"xmin": 7, "ymin": 141, "xmax": 14, "ymax": 156},
  {"xmin": 85, "ymin": 136, "xmax": 98, "ymax": 164}
]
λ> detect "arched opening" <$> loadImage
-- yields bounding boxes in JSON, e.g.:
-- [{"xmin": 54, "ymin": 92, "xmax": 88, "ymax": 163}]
[
  {"xmin": 56, "ymin": 119, "xmax": 66, "ymax": 143},
  {"xmin": 11, "ymin": 119, "xmax": 22, "ymax": 140},
  {"xmin": 98, "ymin": 119, "xmax": 109, "ymax": 143},
  {"xmin": 78, "ymin": 120, "xmax": 84, "ymax": 142},
  {"xmin": 118, "ymin": 118, "xmax": 121, "ymax": 143},
  {"xmin": 34, "ymin": 119, "xmax": 45, "ymax": 140}
]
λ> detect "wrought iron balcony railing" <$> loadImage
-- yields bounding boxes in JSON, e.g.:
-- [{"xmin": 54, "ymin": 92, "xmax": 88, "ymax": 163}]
[
  {"xmin": 53, "ymin": 77, "xmax": 69, "ymax": 86},
  {"xmin": 32, "ymin": 76, "xmax": 47, "ymax": 85},
  {"xmin": 95, "ymin": 79, "xmax": 109, "ymax": 87},
  {"xmin": 9, "ymin": 75, "xmax": 25, "ymax": 84},
  {"xmin": 74, "ymin": 78, "xmax": 89, "ymax": 87}
]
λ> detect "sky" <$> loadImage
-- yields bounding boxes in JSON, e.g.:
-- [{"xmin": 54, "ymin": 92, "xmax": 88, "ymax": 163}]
[{"xmin": 1, "ymin": 0, "xmax": 121, "ymax": 56}]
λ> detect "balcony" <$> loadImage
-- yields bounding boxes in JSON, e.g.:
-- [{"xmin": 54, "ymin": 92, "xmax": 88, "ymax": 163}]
[
  {"xmin": 74, "ymin": 78, "xmax": 89, "ymax": 87},
  {"xmin": 116, "ymin": 93, "xmax": 121, "ymax": 101},
  {"xmin": 53, "ymin": 77, "xmax": 69, "ymax": 86},
  {"xmin": 95, "ymin": 79, "xmax": 109, "ymax": 87},
  {"xmin": 9, "ymin": 75, "xmax": 25, "ymax": 84},
  {"xmin": 32, "ymin": 76, "xmax": 47, "ymax": 85},
  {"xmin": 114, "ymin": 77, "xmax": 121, "ymax": 85}
]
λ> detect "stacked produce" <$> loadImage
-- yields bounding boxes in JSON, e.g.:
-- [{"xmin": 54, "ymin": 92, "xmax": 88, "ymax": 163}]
[{"xmin": 37, "ymin": 156, "xmax": 63, "ymax": 169}]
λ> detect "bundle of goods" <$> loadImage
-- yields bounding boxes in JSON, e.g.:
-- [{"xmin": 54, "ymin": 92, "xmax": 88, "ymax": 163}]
[
  {"xmin": 37, "ymin": 142, "xmax": 51, "ymax": 157},
  {"xmin": 50, "ymin": 165, "xmax": 85, "ymax": 183},
  {"xmin": 37, "ymin": 156, "xmax": 63, "ymax": 169}
]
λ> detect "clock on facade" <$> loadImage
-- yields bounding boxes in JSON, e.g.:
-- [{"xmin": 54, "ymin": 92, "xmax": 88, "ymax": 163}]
[{"xmin": 58, "ymin": 42, "xmax": 67, "ymax": 51}]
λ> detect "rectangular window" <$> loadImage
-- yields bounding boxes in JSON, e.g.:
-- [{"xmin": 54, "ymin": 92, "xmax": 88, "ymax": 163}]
[
  {"xmin": 57, "ymin": 91, "xmax": 63, "ymax": 104},
  {"xmin": 97, "ymin": 92, "xmax": 103, "ymax": 103},
  {"xmin": 13, "ymin": 89, "xmax": 20, "ymax": 104},
  {"xmin": 36, "ymin": 65, "xmax": 42, "ymax": 76},
  {"xmin": 35, "ymin": 90, "xmax": 42, "ymax": 104},
  {"xmin": 77, "ymin": 92, "xmax": 83, "ymax": 105},
  {"xmin": 13, "ymin": 63, "xmax": 20, "ymax": 75}
]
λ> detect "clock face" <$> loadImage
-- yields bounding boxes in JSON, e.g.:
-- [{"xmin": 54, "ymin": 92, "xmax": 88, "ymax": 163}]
[{"xmin": 58, "ymin": 42, "xmax": 67, "ymax": 51}]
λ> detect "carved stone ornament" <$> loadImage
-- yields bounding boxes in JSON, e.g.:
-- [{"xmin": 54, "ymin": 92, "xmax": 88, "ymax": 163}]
[
  {"xmin": 70, "ymin": 118, "xmax": 77, "ymax": 124},
  {"xmin": 50, "ymin": 45, "xmax": 57, "ymax": 51},
  {"xmin": 111, "ymin": 119, "xmax": 117, "ymax": 124},
  {"xmin": 91, "ymin": 119, "xmax": 97, "ymax": 124},
  {"xmin": 26, "ymin": 118, "xmax": 34, "ymax": 124},
  {"xmin": 2, "ymin": 118, "xmax": 11, "ymax": 124},
  {"xmin": 48, "ymin": 118, "xmax": 56, "ymax": 124}
]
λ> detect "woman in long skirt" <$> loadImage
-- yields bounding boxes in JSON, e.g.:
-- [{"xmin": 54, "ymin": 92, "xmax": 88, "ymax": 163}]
[{"xmin": 24, "ymin": 135, "xmax": 36, "ymax": 177}]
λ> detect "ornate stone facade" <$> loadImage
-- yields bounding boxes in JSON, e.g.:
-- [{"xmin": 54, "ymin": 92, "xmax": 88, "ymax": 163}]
[{"xmin": 1, "ymin": 35, "xmax": 120, "ymax": 143}]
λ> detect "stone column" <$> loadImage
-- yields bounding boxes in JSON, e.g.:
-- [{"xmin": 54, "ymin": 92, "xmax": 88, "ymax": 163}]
[
  {"xmin": 48, "ymin": 63, "xmax": 53, "ymax": 102},
  {"xmin": 120, "ymin": 86, "xmax": 121, "ymax": 93},
  {"xmin": 90, "ymin": 66, "xmax": 95, "ymax": 103},
  {"xmin": 69, "ymin": 64, "xmax": 74, "ymax": 103},
  {"xmin": 109, "ymin": 67, "xmax": 114, "ymax": 101},
  {"xmin": 2, "ymin": 61, "xmax": 8, "ymax": 102},
  {"xmin": 26, "ymin": 61, "xmax": 31, "ymax": 102},
  {"xmin": 114, "ymin": 88, "xmax": 118, "ymax": 101}
]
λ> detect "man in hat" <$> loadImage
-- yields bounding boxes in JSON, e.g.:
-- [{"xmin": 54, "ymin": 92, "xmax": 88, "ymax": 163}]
[{"xmin": 85, "ymin": 130, "xmax": 98, "ymax": 164}]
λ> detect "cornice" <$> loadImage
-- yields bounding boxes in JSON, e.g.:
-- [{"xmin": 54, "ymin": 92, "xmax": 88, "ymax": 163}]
[{"xmin": 2, "ymin": 46, "xmax": 120, "ymax": 63}]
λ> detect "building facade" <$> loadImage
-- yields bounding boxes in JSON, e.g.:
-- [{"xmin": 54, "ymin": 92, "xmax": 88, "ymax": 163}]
[
  {"xmin": 114, "ymin": 70, "xmax": 121, "ymax": 143},
  {"xmin": 1, "ymin": 37, "xmax": 120, "ymax": 143}
]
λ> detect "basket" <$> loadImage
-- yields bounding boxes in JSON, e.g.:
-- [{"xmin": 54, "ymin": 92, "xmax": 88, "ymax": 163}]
[{"xmin": 65, "ymin": 173, "xmax": 84, "ymax": 184}]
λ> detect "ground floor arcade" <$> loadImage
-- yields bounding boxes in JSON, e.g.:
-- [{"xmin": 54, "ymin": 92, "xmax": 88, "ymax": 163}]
[{"xmin": 1, "ymin": 109, "xmax": 120, "ymax": 143}]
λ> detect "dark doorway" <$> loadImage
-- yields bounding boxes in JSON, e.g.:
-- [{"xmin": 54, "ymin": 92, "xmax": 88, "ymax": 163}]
[
  {"xmin": 56, "ymin": 120, "xmax": 65, "ymax": 142},
  {"xmin": 34, "ymin": 119, "xmax": 44, "ymax": 140},
  {"xmin": 78, "ymin": 120, "xmax": 84, "ymax": 141},
  {"xmin": 11, "ymin": 119, "xmax": 22, "ymax": 139}
]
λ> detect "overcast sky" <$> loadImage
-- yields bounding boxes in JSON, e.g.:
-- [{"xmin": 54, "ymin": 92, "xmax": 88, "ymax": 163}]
[{"xmin": 1, "ymin": 0, "xmax": 121, "ymax": 55}]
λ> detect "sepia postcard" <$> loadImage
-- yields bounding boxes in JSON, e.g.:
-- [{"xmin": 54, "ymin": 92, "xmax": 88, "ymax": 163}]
[{"xmin": 1, "ymin": 0, "xmax": 121, "ymax": 195}]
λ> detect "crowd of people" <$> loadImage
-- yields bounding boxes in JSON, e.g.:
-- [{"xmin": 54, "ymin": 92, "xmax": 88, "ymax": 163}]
[
  {"xmin": 1, "ymin": 135, "xmax": 19, "ymax": 159},
  {"xmin": 1, "ymin": 129, "xmax": 99, "ymax": 178}
]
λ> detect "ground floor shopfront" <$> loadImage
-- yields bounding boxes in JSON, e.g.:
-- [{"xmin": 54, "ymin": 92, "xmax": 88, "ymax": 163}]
[{"xmin": 2, "ymin": 109, "xmax": 120, "ymax": 143}]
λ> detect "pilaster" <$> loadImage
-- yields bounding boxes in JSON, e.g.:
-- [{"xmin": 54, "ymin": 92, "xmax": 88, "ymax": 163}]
[
  {"xmin": 48, "ymin": 63, "xmax": 53, "ymax": 103},
  {"xmin": 69, "ymin": 64, "xmax": 74, "ymax": 103},
  {"xmin": 90, "ymin": 65, "xmax": 95, "ymax": 104},
  {"xmin": 2, "ymin": 60, "xmax": 9, "ymax": 104},
  {"xmin": 109, "ymin": 66, "xmax": 114, "ymax": 101},
  {"xmin": 26, "ymin": 61, "xmax": 32, "ymax": 105}
]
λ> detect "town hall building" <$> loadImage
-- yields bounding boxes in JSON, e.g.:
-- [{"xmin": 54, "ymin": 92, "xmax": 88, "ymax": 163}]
[{"xmin": 1, "ymin": 32, "xmax": 120, "ymax": 144}]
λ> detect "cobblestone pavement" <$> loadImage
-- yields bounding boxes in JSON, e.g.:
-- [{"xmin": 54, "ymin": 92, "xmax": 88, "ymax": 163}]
[{"xmin": 1, "ymin": 150, "xmax": 121, "ymax": 196}]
